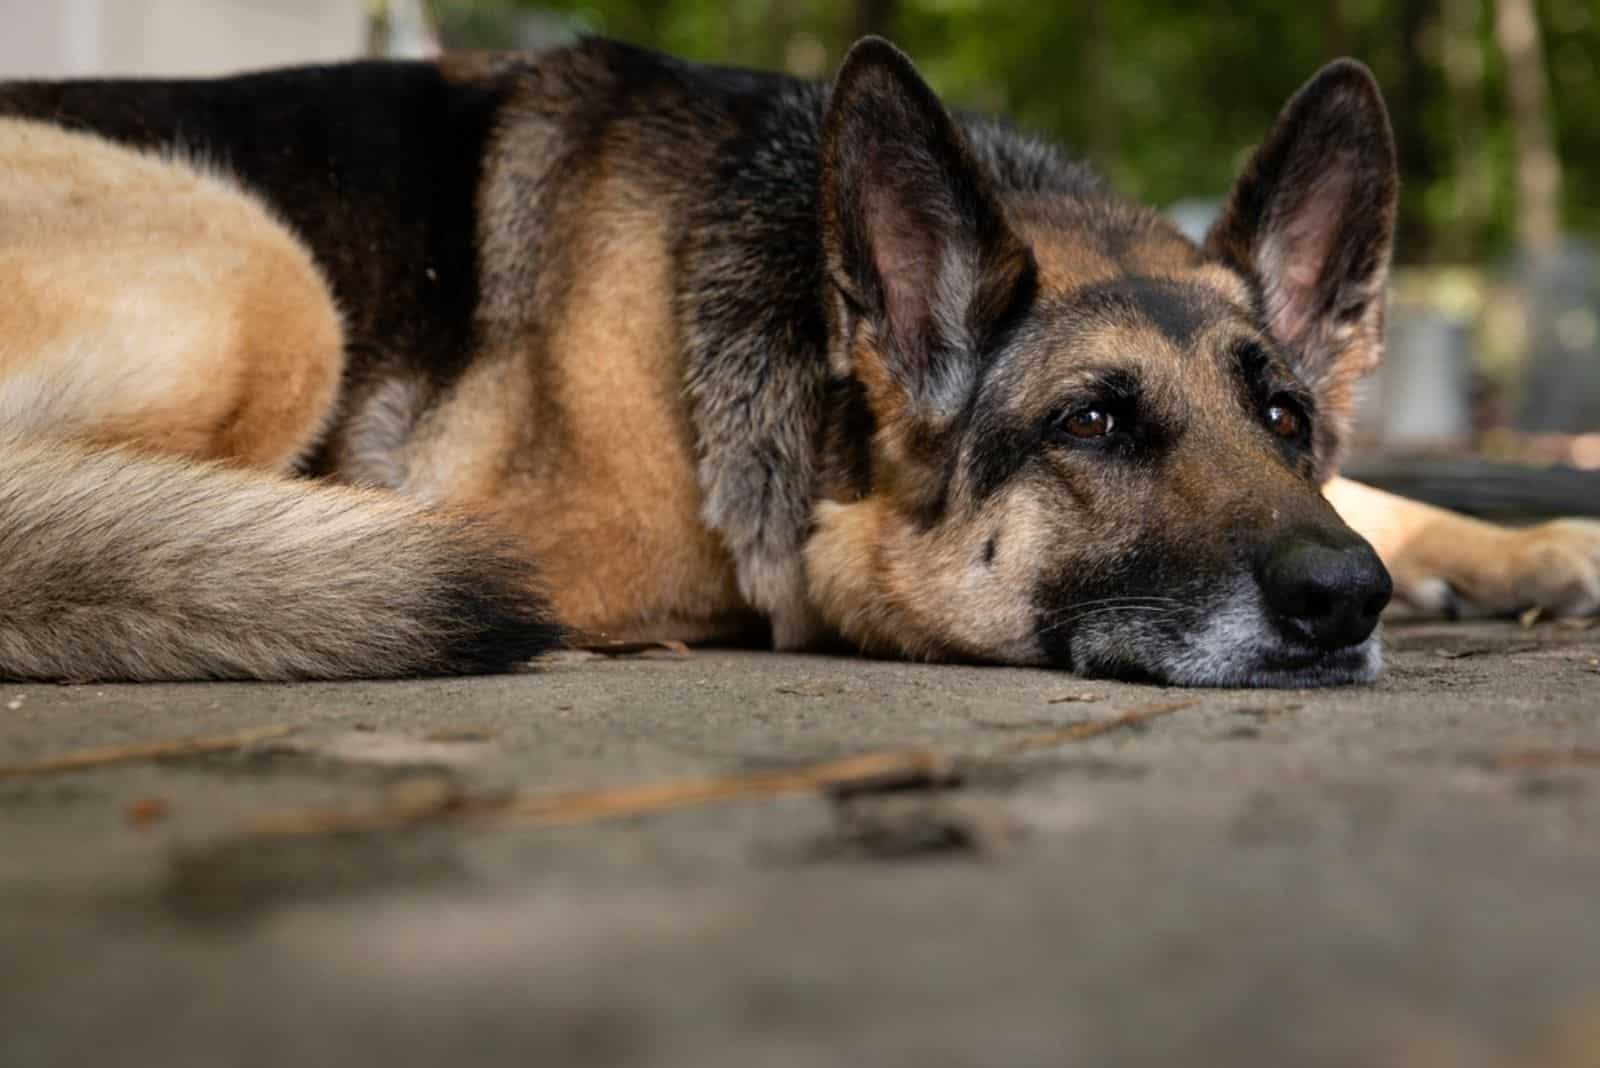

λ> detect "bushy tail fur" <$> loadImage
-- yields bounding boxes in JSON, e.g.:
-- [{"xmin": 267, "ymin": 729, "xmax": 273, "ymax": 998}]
[{"xmin": 0, "ymin": 435, "xmax": 565, "ymax": 681}]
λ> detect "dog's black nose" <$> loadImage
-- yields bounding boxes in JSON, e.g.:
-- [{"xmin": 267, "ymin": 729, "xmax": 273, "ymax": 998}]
[{"xmin": 1259, "ymin": 539, "xmax": 1392, "ymax": 650}]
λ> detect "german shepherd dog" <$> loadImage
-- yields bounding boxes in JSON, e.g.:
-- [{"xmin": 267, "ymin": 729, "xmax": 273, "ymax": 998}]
[{"xmin": 1, "ymin": 37, "xmax": 1597, "ymax": 686}]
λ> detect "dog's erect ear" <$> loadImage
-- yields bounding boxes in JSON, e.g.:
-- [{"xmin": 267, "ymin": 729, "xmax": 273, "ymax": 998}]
[
  {"xmin": 1205, "ymin": 59, "xmax": 1397, "ymax": 446},
  {"xmin": 820, "ymin": 37, "xmax": 1033, "ymax": 436}
]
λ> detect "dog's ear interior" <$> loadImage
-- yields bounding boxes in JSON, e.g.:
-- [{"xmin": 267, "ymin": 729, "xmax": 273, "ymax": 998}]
[
  {"xmin": 1205, "ymin": 59, "xmax": 1397, "ymax": 446},
  {"xmin": 820, "ymin": 37, "xmax": 1033, "ymax": 437}
]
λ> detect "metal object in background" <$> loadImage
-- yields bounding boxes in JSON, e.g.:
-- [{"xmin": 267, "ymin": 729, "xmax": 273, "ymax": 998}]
[
  {"xmin": 1515, "ymin": 241, "xmax": 1600, "ymax": 434},
  {"xmin": 1369, "ymin": 310, "xmax": 1474, "ymax": 449}
]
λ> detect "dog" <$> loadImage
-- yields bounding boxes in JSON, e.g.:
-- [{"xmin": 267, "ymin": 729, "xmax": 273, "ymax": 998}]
[{"xmin": 0, "ymin": 36, "xmax": 1596, "ymax": 686}]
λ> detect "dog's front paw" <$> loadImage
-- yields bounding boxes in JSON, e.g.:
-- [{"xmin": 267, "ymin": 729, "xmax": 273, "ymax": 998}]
[
  {"xmin": 1497, "ymin": 519, "xmax": 1600, "ymax": 617},
  {"xmin": 1392, "ymin": 517, "xmax": 1600, "ymax": 620}
]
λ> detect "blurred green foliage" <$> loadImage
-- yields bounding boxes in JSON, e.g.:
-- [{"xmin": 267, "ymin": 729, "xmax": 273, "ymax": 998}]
[{"xmin": 430, "ymin": 0, "xmax": 1600, "ymax": 266}]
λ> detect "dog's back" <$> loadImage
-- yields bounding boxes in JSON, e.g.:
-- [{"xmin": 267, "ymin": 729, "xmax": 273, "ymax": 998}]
[{"xmin": 0, "ymin": 41, "xmax": 827, "ymax": 678}]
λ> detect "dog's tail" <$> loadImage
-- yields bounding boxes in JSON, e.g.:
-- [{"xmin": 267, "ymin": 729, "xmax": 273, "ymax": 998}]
[{"xmin": 0, "ymin": 435, "xmax": 565, "ymax": 681}]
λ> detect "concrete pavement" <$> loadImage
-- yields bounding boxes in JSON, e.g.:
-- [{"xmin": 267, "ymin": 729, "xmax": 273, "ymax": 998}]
[{"xmin": 3, "ymin": 619, "xmax": 1599, "ymax": 1066}]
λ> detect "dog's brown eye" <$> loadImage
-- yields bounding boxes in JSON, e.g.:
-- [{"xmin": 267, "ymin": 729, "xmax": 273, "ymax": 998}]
[
  {"xmin": 1266, "ymin": 401, "xmax": 1300, "ymax": 439},
  {"xmin": 1063, "ymin": 409, "xmax": 1114, "ymax": 439}
]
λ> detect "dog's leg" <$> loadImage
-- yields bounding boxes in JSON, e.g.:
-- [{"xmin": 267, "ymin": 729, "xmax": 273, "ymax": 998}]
[
  {"xmin": 1324, "ymin": 476, "xmax": 1600, "ymax": 618},
  {"xmin": 0, "ymin": 118, "xmax": 344, "ymax": 469}
]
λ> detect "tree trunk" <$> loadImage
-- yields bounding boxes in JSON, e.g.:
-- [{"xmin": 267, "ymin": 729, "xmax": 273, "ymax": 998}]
[
  {"xmin": 1493, "ymin": 0, "xmax": 1563, "ymax": 251},
  {"xmin": 1394, "ymin": 0, "xmax": 1442, "ymax": 262},
  {"xmin": 1439, "ymin": 0, "xmax": 1492, "ymax": 260}
]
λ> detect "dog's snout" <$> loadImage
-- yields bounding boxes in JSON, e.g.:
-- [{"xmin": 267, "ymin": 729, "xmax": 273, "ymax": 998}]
[{"xmin": 1260, "ymin": 539, "xmax": 1392, "ymax": 650}]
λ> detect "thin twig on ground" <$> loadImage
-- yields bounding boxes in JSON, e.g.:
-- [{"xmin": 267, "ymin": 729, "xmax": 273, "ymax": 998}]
[
  {"xmin": 0, "ymin": 724, "xmax": 300, "ymax": 780},
  {"xmin": 240, "ymin": 746, "xmax": 955, "ymax": 838},
  {"xmin": 1487, "ymin": 746, "xmax": 1600, "ymax": 771},
  {"xmin": 1004, "ymin": 700, "xmax": 1199, "ymax": 754}
]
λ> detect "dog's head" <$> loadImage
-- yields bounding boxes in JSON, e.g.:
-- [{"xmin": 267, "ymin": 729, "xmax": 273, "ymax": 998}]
[{"xmin": 806, "ymin": 38, "xmax": 1397, "ymax": 686}]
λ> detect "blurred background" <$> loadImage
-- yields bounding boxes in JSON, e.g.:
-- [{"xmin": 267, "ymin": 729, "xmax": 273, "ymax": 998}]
[{"xmin": 2, "ymin": 0, "xmax": 1597, "ymax": 502}]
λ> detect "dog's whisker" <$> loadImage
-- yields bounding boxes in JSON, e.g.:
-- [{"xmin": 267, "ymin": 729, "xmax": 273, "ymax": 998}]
[{"xmin": 1033, "ymin": 604, "xmax": 1185, "ymax": 640}]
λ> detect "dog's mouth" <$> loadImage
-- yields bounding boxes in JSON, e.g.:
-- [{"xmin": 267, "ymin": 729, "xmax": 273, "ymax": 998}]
[
  {"xmin": 1194, "ymin": 639, "xmax": 1382, "ymax": 688},
  {"xmin": 1048, "ymin": 582, "xmax": 1385, "ymax": 689},
  {"xmin": 1072, "ymin": 635, "xmax": 1382, "ymax": 688}
]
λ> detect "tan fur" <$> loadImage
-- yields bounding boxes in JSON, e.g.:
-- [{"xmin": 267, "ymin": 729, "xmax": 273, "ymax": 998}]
[
  {"xmin": 0, "ymin": 121, "xmax": 557, "ymax": 681},
  {"xmin": 1011, "ymin": 203, "xmax": 1253, "ymax": 306},
  {"xmin": 1012, "ymin": 211, "xmax": 1119, "ymax": 293},
  {"xmin": 405, "ymin": 173, "xmax": 748, "ymax": 643},
  {"xmin": 807, "ymin": 491, "xmax": 1054, "ymax": 664},
  {"xmin": 0, "ymin": 119, "xmax": 344, "ymax": 469},
  {"xmin": 0, "ymin": 433, "xmax": 551, "ymax": 680}
]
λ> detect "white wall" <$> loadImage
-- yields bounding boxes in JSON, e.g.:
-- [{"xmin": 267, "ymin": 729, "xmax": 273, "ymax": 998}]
[{"xmin": 0, "ymin": 0, "xmax": 368, "ymax": 79}]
